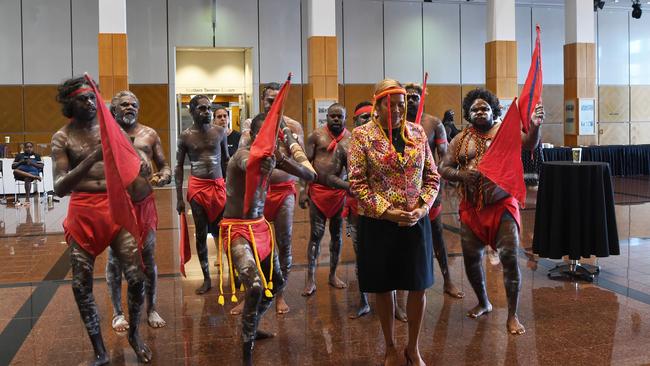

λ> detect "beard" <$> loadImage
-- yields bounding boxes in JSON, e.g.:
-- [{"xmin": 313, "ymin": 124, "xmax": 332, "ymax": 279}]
[
  {"xmin": 122, "ymin": 114, "xmax": 136, "ymax": 125},
  {"xmin": 406, "ymin": 104, "xmax": 418, "ymax": 121}
]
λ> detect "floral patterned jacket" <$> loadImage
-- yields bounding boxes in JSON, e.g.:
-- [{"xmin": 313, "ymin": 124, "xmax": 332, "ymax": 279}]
[{"xmin": 348, "ymin": 121, "xmax": 440, "ymax": 219}]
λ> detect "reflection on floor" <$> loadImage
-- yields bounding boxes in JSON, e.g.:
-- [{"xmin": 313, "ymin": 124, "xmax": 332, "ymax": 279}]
[{"xmin": 2, "ymin": 177, "xmax": 650, "ymax": 365}]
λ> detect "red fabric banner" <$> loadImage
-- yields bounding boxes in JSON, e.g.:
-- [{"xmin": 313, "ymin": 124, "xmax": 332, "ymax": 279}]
[
  {"xmin": 478, "ymin": 100, "xmax": 526, "ymax": 207},
  {"xmin": 244, "ymin": 74, "xmax": 292, "ymax": 215},
  {"xmin": 84, "ymin": 74, "xmax": 142, "ymax": 246},
  {"xmin": 518, "ymin": 25, "xmax": 543, "ymax": 134}
]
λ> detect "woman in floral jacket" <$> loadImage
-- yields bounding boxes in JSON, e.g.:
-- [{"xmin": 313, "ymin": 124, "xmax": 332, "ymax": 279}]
[{"xmin": 348, "ymin": 79, "xmax": 440, "ymax": 366}]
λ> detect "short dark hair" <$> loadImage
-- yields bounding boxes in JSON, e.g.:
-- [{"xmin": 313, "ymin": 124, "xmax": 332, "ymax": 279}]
[
  {"xmin": 354, "ymin": 101, "xmax": 373, "ymax": 113},
  {"xmin": 327, "ymin": 103, "xmax": 346, "ymax": 114},
  {"xmin": 56, "ymin": 76, "xmax": 98, "ymax": 118},
  {"xmin": 24, "ymin": 141, "xmax": 34, "ymax": 148},
  {"xmin": 189, "ymin": 95, "xmax": 210, "ymax": 113},
  {"xmin": 250, "ymin": 113, "xmax": 267, "ymax": 137},
  {"xmin": 462, "ymin": 88, "xmax": 501, "ymax": 122},
  {"xmin": 262, "ymin": 83, "xmax": 281, "ymax": 99}
]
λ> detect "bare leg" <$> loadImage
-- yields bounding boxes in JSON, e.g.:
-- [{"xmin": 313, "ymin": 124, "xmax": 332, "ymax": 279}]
[
  {"xmin": 375, "ymin": 292, "xmax": 399, "ymax": 366},
  {"xmin": 496, "ymin": 214, "xmax": 525, "ymax": 335},
  {"xmin": 141, "ymin": 230, "xmax": 165, "ymax": 328},
  {"xmin": 348, "ymin": 215, "xmax": 370, "ymax": 319},
  {"xmin": 461, "ymin": 223, "xmax": 492, "ymax": 318},
  {"xmin": 231, "ymin": 238, "xmax": 285, "ymax": 366},
  {"xmin": 106, "ymin": 247, "xmax": 129, "ymax": 332},
  {"xmin": 394, "ymin": 291, "xmax": 408, "ymax": 322},
  {"xmin": 189, "ymin": 200, "xmax": 211, "ymax": 294},
  {"xmin": 302, "ymin": 201, "xmax": 326, "ymax": 296},
  {"xmin": 327, "ymin": 210, "xmax": 347, "ymax": 289},
  {"xmin": 431, "ymin": 215, "xmax": 464, "ymax": 298},
  {"xmin": 405, "ymin": 290, "xmax": 426, "ymax": 366},
  {"xmin": 273, "ymin": 194, "xmax": 294, "ymax": 313},
  {"xmin": 111, "ymin": 230, "xmax": 152, "ymax": 363},
  {"xmin": 70, "ymin": 242, "xmax": 109, "ymax": 366}
]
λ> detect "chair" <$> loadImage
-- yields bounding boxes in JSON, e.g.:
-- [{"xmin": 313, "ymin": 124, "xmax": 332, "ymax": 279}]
[
  {"xmin": 14, "ymin": 171, "xmax": 45, "ymax": 206},
  {"xmin": 0, "ymin": 170, "xmax": 5, "ymax": 204}
]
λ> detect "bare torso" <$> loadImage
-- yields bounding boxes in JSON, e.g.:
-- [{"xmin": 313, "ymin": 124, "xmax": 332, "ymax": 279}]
[
  {"xmin": 52, "ymin": 121, "xmax": 106, "ymax": 193},
  {"xmin": 223, "ymin": 148, "xmax": 268, "ymax": 219},
  {"xmin": 177, "ymin": 124, "xmax": 228, "ymax": 179},
  {"xmin": 306, "ymin": 126, "xmax": 350, "ymax": 186}
]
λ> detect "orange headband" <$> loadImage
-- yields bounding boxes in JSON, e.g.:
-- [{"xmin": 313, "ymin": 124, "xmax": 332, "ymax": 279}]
[
  {"xmin": 373, "ymin": 87, "xmax": 407, "ymax": 102},
  {"xmin": 354, "ymin": 105, "xmax": 373, "ymax": 117}
]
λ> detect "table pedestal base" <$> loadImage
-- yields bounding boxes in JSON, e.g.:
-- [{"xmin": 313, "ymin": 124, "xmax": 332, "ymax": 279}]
[{"xmin": 547, "ymin": 260, "xmax": 600, "ymax": 282}]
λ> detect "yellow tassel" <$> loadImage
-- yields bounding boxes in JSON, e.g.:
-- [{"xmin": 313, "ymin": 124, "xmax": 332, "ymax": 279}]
[
  {"xmin": 265, "ymin": 289, "xmax": 273, "ymax": 298},
  {"xmin": 267, "ymin": 281, "xmax": 273, "ymax": 290},
  {"xmin": 240, "ymin": 283, "xmax": 245, "ymax": 291},
  {"xmin": 218, "ymin": 295, "xmax": 225, "ymax": 306},
  {"xmin": 231, "ymin": 294, "xmax": 238, "ymax": 303}
]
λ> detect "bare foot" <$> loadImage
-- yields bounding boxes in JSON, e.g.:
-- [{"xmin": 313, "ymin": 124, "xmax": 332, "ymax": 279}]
[
  {"xmin": 230, "ymin": 301, "xmax": 244, "ymax": 315},
  {"xmin": 255, "ymin": 329, "xmax": 276, "ymax": 340},
  {"xmin": 329, "ymin": 274, "xmax": 347, "ymax": 289},
  {"xmin": 302, "ymin": 281, "xmax": 316, "ymax": 297},
  {"xmin": 349, "ymin": 304, "xmax": 370, "ymax": 319},
  {"xmin": 384, "ymin": 346, "xmax": 399, "ymax": 366},
  {"xmin": 128, "ymin": 333, "xmax": 152, "ymax": 363},
  {"xmin": 404, "ymin": 348, "xmax": 426, "ymax": 366},
  {"xmin": 507, "ymin": 314, "xmax": 526, "ymax": 335},
  {"xmin": 443, "ymin": 281, "xmax": 465, "ymax": 299},
  {"xmin": 195, "ymin": 279, "xmax": 211, "ymax": 295},
  {"xmin": 395, "ymin": 305, "xmax": 408, "ymax": 322},
  {"xmin": 467, "ymin": 303, "xmax": 493, "ymax": 318},
  {"xmin": 147, "ymin": 310, "xmax": 166, "ymax": 328},
  {"xmin": 276, "ymin": 294, "xmax": 290, "ymax": 314},
  {"xmin": 111, "ymin": 314, "xmax": 129, "ymax": 332}
]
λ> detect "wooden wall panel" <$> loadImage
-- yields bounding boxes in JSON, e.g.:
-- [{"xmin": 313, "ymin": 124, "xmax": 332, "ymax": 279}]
[
  {"xmin": 426, "ymin": 85, "xmax": 462, "ymax": 123},
  {"xmin": 129, "ymin": 84, "xmax": 169, "ymax": 130},
  {"xmin": 541, "ymin": 85, "xmax": 564, "ymax": 123},
  {"xmin": 0, "ymin": 86, "xmax": 24, "ymax": 133},
  {"xmin": 599, "ymin": 123, "xmax": 630, "ymax": 145},
  {"xmin": 631, "ymin": 85, "xmax": 650, "ymax": 122},
  {"xmin": 23, "ymin": 86, "xmax": 68, "ymax": 133},
  {"xmin": 342, "ymin": 84, "xmax": 374, "ymax": 129},
  {"xmin": 599, "ymin": 85, "xmax": 629, "ymax": 123},
  {"xmin": 631, "ymin": 122, "xmax": 650, "ymax": 144}
]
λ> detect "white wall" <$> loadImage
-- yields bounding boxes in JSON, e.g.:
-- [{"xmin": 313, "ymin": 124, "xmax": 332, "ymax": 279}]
[
  {"xmin": 532, "ymin": 7, "xmax": 565, "ymax": 85},
  {"xmin": 0, "ymin": 0, "xmax": 23, "ymax": 84},
  {"xmin": 424, "ymin": 3, "xmax": 461, "ymax": 84},
  {"xmin": 597, "ymin": 10, "xmax": 629, "ymax": 85},
  {"xmin": 175, "ymin": 50, "xmax": 246, "ymax": 92},
  {"xmin": 127, "ymin": 0, "xmax": 168, "ymax": 84},
  {"xmin": 342, "ymin": 0, "xmax": 384, "ymax": 83},
  {"xmin": 460, "ymin": 4, "xmax": 487, "ymax": 84},
  {"xmin": 629, "ymin": 13, "xmax": 650, "ymax": 85},
  {"xmin": 384, "ymin": 1, "xmax": 422, "ymax": 83}
]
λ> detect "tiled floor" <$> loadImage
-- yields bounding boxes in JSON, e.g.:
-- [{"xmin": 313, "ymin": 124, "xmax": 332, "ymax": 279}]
[{"xmin": 1, "ymin": 178, "xmax": 650, "ymax": 365}]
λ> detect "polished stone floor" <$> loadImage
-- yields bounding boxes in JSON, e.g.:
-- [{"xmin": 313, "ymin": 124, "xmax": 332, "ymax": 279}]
[{"xmin": 1, "ymin": 177, "xmax": 650, "ymax": 365}]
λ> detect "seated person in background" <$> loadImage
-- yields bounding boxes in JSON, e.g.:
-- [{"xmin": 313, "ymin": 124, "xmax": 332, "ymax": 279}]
[{"xmin": 13, "ymin": 142, "xmax": 44, "ymax": 204}]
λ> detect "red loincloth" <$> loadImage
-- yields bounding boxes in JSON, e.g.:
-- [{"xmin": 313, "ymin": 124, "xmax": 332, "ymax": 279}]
[
  {"xmin": 63, "ymin": 192, "xmax": 122, "ymax": 257},
  {"xmin": 342, "ymin": 193, "xmax": 358, "ymax": 218},
  {"xmin": 219, "ymin": 217, "xmax": 273, "ymax": 262},
  {"xmin": 459, "ymin": 196, "xmax": 521, "ymax": 250},
  {"xmin": 308, "ymin": 183, "xmax": 346, "ymax": 219},
  {"xmin": 428, "ymin": 203, "xmax": 443, "ymax": 221},
  {"xmin": 134, "ymin": 192, "xmax": 158, "ymax": 247},
  {"xmin": 187, "ymin": 176, "xmax": 226, "ymax": 223},
  {"xmin": 264, "ymin": 181, "xmax": 297, "ymax": 222}
]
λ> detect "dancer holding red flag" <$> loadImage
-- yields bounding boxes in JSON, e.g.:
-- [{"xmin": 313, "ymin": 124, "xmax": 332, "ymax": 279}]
[
  {"xmin": 439, "ymin": 88, "xmax": 544, "ymax": 335},
  {"xmin": 53, "ymin": 76, "xmax": 152, "ymax": 364},
  {"xmin": 219, "ymin": 76, "xmax": 316, "ymax": 364},
  {"xmin": 175, "ymin": 94, "xmax": 230, "ymax": 295}
]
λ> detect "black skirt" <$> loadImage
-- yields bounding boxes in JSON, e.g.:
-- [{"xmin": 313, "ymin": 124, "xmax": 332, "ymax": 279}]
[{"xmin": 357, "ymin": 215, "xmax": 434, "ymax": 293}]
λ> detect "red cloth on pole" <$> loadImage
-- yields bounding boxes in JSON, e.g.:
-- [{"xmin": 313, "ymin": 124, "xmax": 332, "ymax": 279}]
[
  {"xmin": 477, "ymin": 100, "xmax": 527, "ymax": 207},
  {"xmin": 519, "ymin": 25, "xmax": 543, "ymax": 134},
  {"xmin": 84, "ymin": 74, "xmax": 141, "ymax": 245},
  {"xmin": 414, "ymin": 72, "xmax": 428, "ymax": 125},
  {"xmin": 179, "ymin": 212, "xmax": 191, "ymax": 277},
  {"xmin": 244, "ymin": 74, "xmax": 292, "ymax": 216}
]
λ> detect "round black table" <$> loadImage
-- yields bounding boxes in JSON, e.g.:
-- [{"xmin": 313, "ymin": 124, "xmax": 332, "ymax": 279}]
[{"xmin": 532, "ymin": 161, "xmax": 620, "ymax": 280}]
